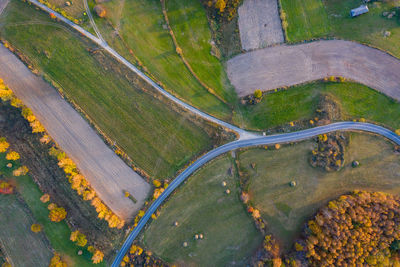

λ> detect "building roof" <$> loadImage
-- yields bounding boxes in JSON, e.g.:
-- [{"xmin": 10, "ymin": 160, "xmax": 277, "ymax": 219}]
[{"xmin": 350, "ymin": 5, "xmax": 369, "ymax": 17}]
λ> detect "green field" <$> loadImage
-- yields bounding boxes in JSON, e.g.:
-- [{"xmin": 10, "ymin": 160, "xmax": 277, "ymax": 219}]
[
  {"xmin": 239, "ymin": 133, "xmax": 400, "ymax": 249},
  {"xmin": 280, "ymin": 0, "xmax": 331, "ymax": 42},
  {"xmin": 142, "ymin": 155, "xmax": 262, "ymax": 266},
  {"xmin": 0, "ymin": 153, "xmax": 101, "ymax": 266},
  {"xmin": 0, "ymin": 194, "xmax": 53, "ymax": 266},
  {"xmin": 238, "ymin": 82, "xmax": 400, "ymax": 130},
  {"xmin": 165, "ymin": 0, "xmax": 237, "ymax": 104},
  {"xmin": 0, "ymin": 0, "xmax": 218, "ymax": 179},
  {"xmin": 326, "ymin": 0, "xmax": 400, "ymax": 58},
  {"xmin": 281, "ymin": 0, "xmax": 400, "ymax": 57},
  {"xmin": 100, "ymin": 0, "xmax": 232, "ymax": 119}
]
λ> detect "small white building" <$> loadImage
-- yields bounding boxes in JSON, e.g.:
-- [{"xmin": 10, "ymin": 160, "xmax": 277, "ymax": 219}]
[{"xmin": 350, "ymin": 5, "xmax": 369, "ymax": 17}]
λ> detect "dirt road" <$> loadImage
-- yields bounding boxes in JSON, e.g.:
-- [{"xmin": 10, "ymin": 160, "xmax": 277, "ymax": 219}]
[
  {"xmin": 0, "ymin": 44, "xmax": 150, "ymax": 221},
  {"xmin": 238, "ymin": 0, "xmax": 284, "ymax": 50},
  {"xmin": 227, "ymin": 40, "xmax": 400, "ymax": 99}
]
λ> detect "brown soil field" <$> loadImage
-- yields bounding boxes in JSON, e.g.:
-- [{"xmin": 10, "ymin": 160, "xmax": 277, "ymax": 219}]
[
  {"xmin": 0, "ymin": 44, "xmax": 150, "ymax": 221},
  {"xmin": 227, "ymin": 40, "xmax": 400, "ymax": 98},
  {"xmin": 238, "ymin": 0, "xmax": 284, "ymax": 50}
]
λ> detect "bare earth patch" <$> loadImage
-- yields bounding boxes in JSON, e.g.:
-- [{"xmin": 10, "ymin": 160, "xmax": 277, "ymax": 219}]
[
  {"xmin": 0, "ymin": 44, "xmax": 150, "ymax": 221},
  {"xmin": 227, "ymin": 40, "xmax": 400, "ymax": 98},
  {"xmin": 238, "ymin": 0, "xmax": 284, "ymax": 50}
]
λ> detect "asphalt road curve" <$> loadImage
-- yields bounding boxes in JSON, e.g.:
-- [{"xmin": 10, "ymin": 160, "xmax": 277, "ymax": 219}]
[
  {"xmin": 227, "ymin": 40, "xmax": 400, "ymax": 98},
  {"xmin": 112, "ymin": 121, "xmax": 400, "ymax": 266},
  {"xmin": 0, "ymin": 44, "xmax": 150, "ymax": 221}
]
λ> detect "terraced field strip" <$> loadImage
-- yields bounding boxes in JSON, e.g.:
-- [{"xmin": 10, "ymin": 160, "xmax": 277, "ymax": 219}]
[
  {"xmin": 0, "ymin": 194, "xmax": 53, "ymax": 266},
  {"xmin": 227, "ymin": 40, "xmax": 400, "ymax": 98},
  {"xmin": 0, "ymin": 44, "xmax": 150, "ymax": 220}
]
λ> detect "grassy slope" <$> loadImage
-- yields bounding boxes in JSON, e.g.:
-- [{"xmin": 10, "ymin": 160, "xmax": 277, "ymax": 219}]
[
  {"xmin": 0, "ymin": 194, "xmax": 53, "ymax": 266},
  {"xmin": 281, "ymin": 0, "xmax": 331, "ymax": 42},
  {"xmin": 101, "ymin": 0, "xmax": 232, "ymax": 120},
  {"xmin": 239, "ymin": 133, "xmax": 400, "ymax": 249},
  {"xmin": 239, "ymin": 82, "xmax": 400, "ymax": 130},
  {"xmin": 0, "ymin": 154, "xmax": 100, "ymax": 266},
  {"xmin": 0, "ymin": 0, "xmax": 214, "ymax": 178},
  {"xmin": 326, "ymin": 0, "xmax": 400, "ymax": 57},
  {"xmin": 282, "ymin": 0, "xmax": 400, "ymax": 58},
  {"xmin": 142, "ymin": 155, "xmax": 261, "ymax": 266},
  {"xmin": 166, "ymin": 0, "xmax": 237, "ymax": 103}
]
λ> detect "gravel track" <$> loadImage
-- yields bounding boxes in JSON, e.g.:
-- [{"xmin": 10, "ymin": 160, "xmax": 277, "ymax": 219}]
[
  {"xmin": 227, "ymin": 40, "xmax": 400, "ymax": 98},
  {"xmin": 0, "ymin": 44, "xmax": 150, "ymax": 221}
]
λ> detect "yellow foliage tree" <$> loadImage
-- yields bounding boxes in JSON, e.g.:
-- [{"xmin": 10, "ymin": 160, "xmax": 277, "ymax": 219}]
[
  {"xmin": 40, "ymin": 194, "xmax": 50, "ymax": 203},
  {"xmin": 6, "ymin": 151, "xmax": 20, "ymax": 161},
  {"xmin": 91, "ymin": 250, "xmax": 104, "ymax": 264},
  {"xmin": 70, "ymin": 230, "xmax": 87, "ymax": 247},
  {"xmin": 30, "ymin": 224, "xmax": 42, "ymax": 233},
  {"xmin": 13, "ymin": 166, "xmax": 29, "ymax": 176},
  {"xmin": 0, "ymin": 137, "xmax": 9, "ymax": 153},
  {"xmin": 49, "ymin": 253, "xmax": 67, "ymax": 267},
  {"xmin": 48, "ymin": 204, "xmax": 67, "ymax": 222},
  {"xmin": 215, "ymin": 0, "xmax": 226, "ymax": 12}
]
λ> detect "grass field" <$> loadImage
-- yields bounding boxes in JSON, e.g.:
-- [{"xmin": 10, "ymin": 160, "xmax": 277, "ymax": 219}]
[
  {"xmin": 239, "ymin": 133, "xmax": 400, "ymax": 250},
  {"xmin": 238, "ymin": 81, "xmax": 400, "ymax": 130},
  {"xmin": 281, "ymin": 0, "xmax": 400, "ymax": 58},
  {"xmin": 280, "ymin": 0, "xmax": 331, "ymax": 42},
  {"xmin": 0, "ymin": 153, "xmax": 101, "ymax": 266},
  {"xmin": 0, "ymin": 0, "xmax": 218, "ymax": 179},
  {"xmin": 165, "ymin": 0, "xmax": 237, "ymax": 104},
  {"xmin": 100, "ymin": 0, "xmax": 232, "ymax": 120},
  {"xmin": 326, "ymin": 0, "xmax": 400, "ymax": 58},
  {"xmin": 0, "ymin": 194, "xmax": 53, "ymax": 266},
  {"xmin": 142, "ymin": 155, "xmax": 262, "ymax": 266}
]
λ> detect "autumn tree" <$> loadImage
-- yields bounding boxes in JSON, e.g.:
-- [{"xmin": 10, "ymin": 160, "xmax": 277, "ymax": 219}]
[
  {"xmin": 254, "ymin": 89, "xmax": 263, "ymax": 99},
  {"xmin": 31, "ymin": 224, "xmax": 42, "ymax": 233},
  {"xmin": 303, "ymin": 191, "xmax": 400, "ymax": 266},
  {"xmin": 48, "ymin": 203, "xmax": 67, "ymax": 222},
  {"xmin": 70, "ymin": 230, "xmax": 88, "ymax": 247},
  {"xmin": 6, "ymin": 151, "xmax": 20, "ymax": 161},
  {"xmin": 40, "ymin": 194, "xmax": 50, "ymax": 203},
  {"xmin": 91, "ymin": 249, "xmax": 104, "ymax": 264},
  {"xmin": 13, "ymin": 166, "xmax": 29, "ymax": 176},
  {"xmin": 49, "ymin": 253, "xmax": 67, "ymax": 267},
  {"xmin": 215, "ymin": 0, "xmax": 226, "ymax": 12},
  {"xmin": 0, "ymin": 137, "xmax": 9, "ymax": 153}
]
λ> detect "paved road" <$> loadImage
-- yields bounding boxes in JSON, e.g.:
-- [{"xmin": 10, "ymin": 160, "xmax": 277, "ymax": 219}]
[
  {"xmin": 227, "ymin": 40, "xmax": 400, "ymax": 98},
  {"xmin": 26, "ymin": 0, "xmax": 255, "ymax": 140},
  {"xmin": 0, "ymin": 44, "xmax": 150, "ymax": 221},
  {"xmin": 112, "ymin": 121, "xmax": 400, "ymax": 267}
]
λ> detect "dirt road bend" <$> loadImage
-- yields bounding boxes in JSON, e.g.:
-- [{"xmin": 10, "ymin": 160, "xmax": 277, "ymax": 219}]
[
  {"xmin": 227, "ymin": 40, "xmax": 400, "ymax": 98},
  {"xmin": 0, "ymin": 44, "xmax": 150, "ymax": 221}
]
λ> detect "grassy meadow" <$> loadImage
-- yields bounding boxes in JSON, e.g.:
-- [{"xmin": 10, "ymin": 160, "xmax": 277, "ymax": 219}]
[
  {"xmin": 100, "ymin": 0, "xmax": 232, "ymax": 120},
  {"xmin": 142, "ymin": 155, "xmax": 262, "ymax": 266},
  {"xmin": 239, "ymin": 133, "xmax": 400, "ymax": 250},
  {"xmin": 0, "ymin": 0, "xmax": 217, "ymax": 179},
  {"xmin": 238, "ymin": 82, "xmax": 400, "ymax": 130},
  {"xmin": 281, "ymin": 0, "xmax": 400, "ymax": 58}
]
